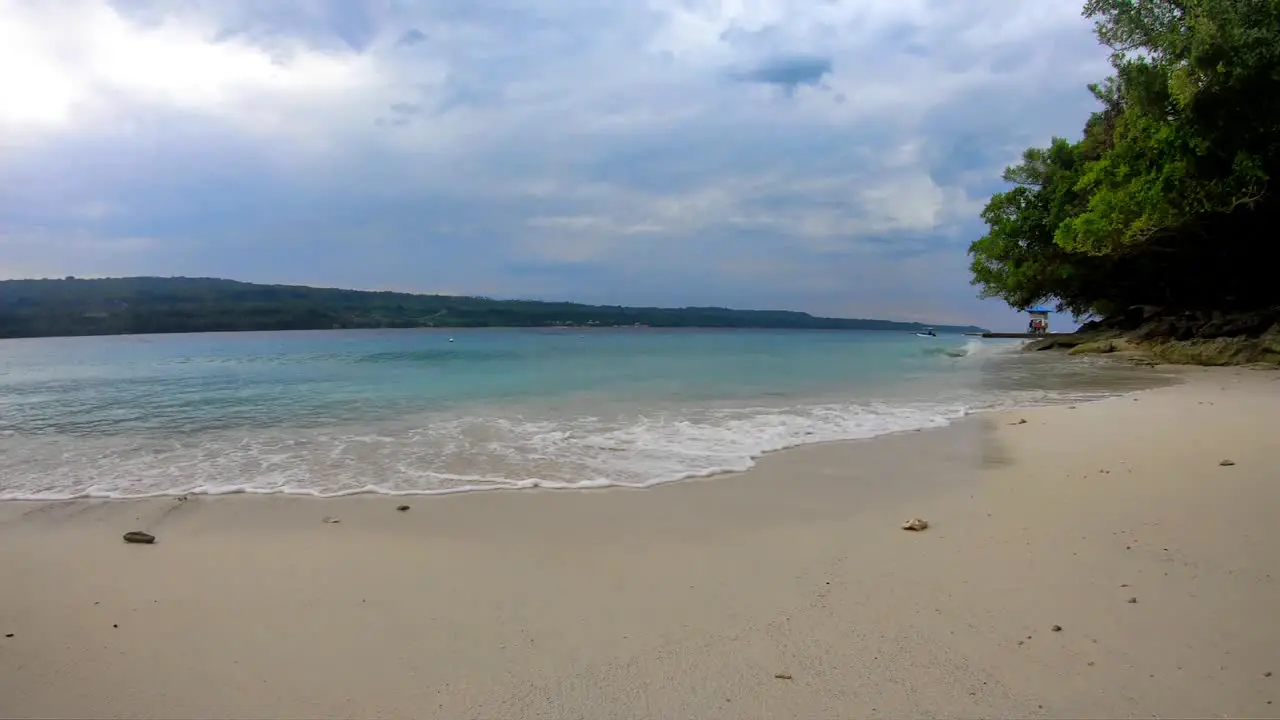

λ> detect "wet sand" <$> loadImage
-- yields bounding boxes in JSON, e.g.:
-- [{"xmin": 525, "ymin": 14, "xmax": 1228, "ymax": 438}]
[{"xmin": 1, "ymin": 366, "xmax": 1277, "ymax": 718}]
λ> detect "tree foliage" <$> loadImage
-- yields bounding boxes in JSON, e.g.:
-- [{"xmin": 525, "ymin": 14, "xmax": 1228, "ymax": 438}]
[{"xmin": 970, "ymin": 0, "xmax": 1280, "ymax": 318}]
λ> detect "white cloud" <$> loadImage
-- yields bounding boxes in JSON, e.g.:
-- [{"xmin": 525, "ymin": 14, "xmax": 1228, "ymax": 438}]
[
  {"xmin": 0, "ymin": 0, "xmax": 383, "ymax": 145},
  {"xmin": 0, "ymin": 0, "xmax": 1105, "ymax": 328}
]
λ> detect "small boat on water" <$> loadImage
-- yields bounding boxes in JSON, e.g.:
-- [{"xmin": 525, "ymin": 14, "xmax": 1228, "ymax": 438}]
[{"xmin": 914, "ymin": 327, "xmax": 937, "ymax": 338}]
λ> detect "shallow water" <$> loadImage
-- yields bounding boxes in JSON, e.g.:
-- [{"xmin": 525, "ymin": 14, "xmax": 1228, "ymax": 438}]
[{"xmin": 0, "ymin": 328, "xmax": 1175, "ymax": 499}]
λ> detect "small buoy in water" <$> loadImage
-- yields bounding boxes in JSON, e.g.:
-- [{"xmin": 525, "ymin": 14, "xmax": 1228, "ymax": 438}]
[{"xmin": 448, "ymin": 338, "xmax": 455, "ymax": 343}]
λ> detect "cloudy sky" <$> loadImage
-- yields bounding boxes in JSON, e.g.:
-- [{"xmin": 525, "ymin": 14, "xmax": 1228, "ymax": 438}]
[{"xmin": 1, "ymin": 0, "xmax": 1108, "ymax": 329}]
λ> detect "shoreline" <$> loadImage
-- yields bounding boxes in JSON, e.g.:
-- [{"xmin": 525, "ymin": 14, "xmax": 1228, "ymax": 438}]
[{"xmin": 4, "ymin": 365, "xmax": 1277, "ymax": 718}]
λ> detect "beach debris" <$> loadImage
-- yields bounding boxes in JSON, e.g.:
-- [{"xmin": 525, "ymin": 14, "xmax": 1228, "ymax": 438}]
[
  {"xmin": 122, "ymin": 531, "xmax": 155, "ymax": 544},
  {"xmin": 396, "ymin": 505, "xmax": 411, "ymax": 512},
  {"xmin": 4, "ymin": 633, "xmax": 12, "ymax": 638},
  {"xmin": 774, "ymin": 672, "xmax": 793, "ymax": 680},
  {"xmin": 1051, "ymin": 624, "xmax": 1063, "ymax": 632},
  {"xmin": 1265, "ymin": 671, "xmax": 1273, "ymax": 678},
  {"xmin": 1127, "ymin": 597, "xmax": 1138, "ymax": 603},
  {"xmin": 322, "ymin": 516, "xmax": 341, "ymax": 524},
  {"xmin": 1219, "ymin": 459, "xmax": 1236, "ymax": 466},
  {"xmin": 901, "ymin": 518, "xmax": 929, "ymax": 531},
  {"xmin": 1013, "ymin": 418, "xmax": 1028, "ymax": 425}
]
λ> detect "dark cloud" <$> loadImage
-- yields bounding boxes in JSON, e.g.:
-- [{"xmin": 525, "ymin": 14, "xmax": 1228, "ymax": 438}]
[
  {"xmin": 396, "ymin": 28, "xmax": 427, "ymax": 47},
  {"xmin": 733, "ymin": 55, "xmax": 834, "ymax": 93}
]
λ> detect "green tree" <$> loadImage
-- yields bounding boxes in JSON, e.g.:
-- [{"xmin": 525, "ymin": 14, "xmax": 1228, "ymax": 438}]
[{"xmin": 970, "ymin": 0, "xmax": 1280, "ymax": 319}]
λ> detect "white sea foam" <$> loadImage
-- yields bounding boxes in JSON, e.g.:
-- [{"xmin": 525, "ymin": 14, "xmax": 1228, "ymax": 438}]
[{"xmin": 0, "ymin": 398, "xmax": 982, "ymax": 501}]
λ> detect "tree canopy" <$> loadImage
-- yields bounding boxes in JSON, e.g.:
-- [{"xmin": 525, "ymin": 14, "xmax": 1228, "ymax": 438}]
[{"xmin": 969, "ymin": 0, "xmax": 1280, "ymax": 320}]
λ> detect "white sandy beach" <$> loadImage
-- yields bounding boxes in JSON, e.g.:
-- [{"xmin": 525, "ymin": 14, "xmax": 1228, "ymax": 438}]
[{"xmin": 2, "ymin": 366, "xmax": 1277, "ymax": 719}]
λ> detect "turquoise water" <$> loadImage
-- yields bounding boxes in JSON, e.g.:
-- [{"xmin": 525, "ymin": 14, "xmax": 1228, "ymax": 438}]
[{"xmin": 0, "ymin": 328, "xmax": 1168, "ymax": 499}]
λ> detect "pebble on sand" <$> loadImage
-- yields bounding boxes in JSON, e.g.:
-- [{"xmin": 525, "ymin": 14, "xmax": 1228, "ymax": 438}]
[
  {"xmin": 774, "ymin": 673, "xmax": 793, "ymax": 680},
  {"xmin": 1219, "ymin": 459, "xmax": 1236, "ymax": 466},
  {"xmin": 396, "ymin": 505, "xmax": 410, "ymax": 512},
  {"xmin": 322, "ymin": 516, "xmax": 341, "ymax": 524},
  {"xmin": 122, "ymin": 531, "xmax": 155, "ymax": 544},
  {"xmin": 1128, "ymin": 597, "xmax": 1138, "ymax": 603},
  {"xmin": 902, "ymin": 518, "xmax": 929, "ymax": 531},
  {"xmin": 1051, "ymin": 624, "xmax": 1063, "ymax": 632}
]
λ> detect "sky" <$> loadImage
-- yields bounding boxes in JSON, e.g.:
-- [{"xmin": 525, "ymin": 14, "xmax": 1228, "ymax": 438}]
[{"xmin": 0, "ymin": 0, "xmax": 1111, "ymax": 330}]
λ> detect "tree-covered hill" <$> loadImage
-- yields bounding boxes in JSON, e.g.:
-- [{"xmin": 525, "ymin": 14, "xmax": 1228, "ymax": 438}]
[
  {"xmin": 969, "ymin": 0, "xmax": 1279, "ymax": 337},
  {"xmin": 0, "ymin": 277, "xmax": 986, "ymax": 339}
]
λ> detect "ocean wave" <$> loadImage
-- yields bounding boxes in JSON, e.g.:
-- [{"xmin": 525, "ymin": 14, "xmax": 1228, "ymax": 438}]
[
  {"xmin": 0, "ymin": 399, "xmax": 976, "ymax": 501},
  {"xmin": 920, "ymin": 338, "xmax": 1020, "ymax": 360}
]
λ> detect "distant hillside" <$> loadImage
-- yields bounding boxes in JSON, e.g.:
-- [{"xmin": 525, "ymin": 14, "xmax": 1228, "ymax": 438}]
[{"xmin": 0, "ymin": 277, "xmax": 987, "ymax": 339}]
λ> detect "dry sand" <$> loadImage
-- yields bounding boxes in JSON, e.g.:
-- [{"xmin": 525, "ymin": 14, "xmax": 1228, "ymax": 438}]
[{"xmin": 1, "ymin": 366, "xmax": 1277, "ymax": 719}]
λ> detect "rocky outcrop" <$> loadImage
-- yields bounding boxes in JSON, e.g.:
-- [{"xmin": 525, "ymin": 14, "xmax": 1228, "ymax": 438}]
[
  {"xmin": 1067, "ymin": 337, "xmax": 1139, "ymax": 355},
  {"xmin": 1024, "ymin": 307, "xmax": 1280, "ymax": 367},
  {"xmin": 1023, "ymin": 331, "xmax": 1123, "ymax": 353}
]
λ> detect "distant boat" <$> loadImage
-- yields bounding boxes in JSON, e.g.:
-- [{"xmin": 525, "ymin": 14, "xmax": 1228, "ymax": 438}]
[{"xmin": 914, "ymin": 327, "xmax": 937, "ymax": 338}]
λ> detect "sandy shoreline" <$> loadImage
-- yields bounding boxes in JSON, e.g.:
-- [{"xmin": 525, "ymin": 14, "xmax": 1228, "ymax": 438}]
[{"xmin": 2, "ymin": 366, "xmax": 1278, "ymax": 719}]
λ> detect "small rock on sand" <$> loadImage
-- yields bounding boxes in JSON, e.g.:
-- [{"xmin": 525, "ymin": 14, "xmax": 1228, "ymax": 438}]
[
  {"xmin": 396, "ymin": 505, "xmax": 410, "ymax": 512},
  {"xmin": 322, "ymin": 516, "xmax": 341, "ymax": 524},
  {"xmin": 1128, "ymin": 597, "xmax": 1138, "ymax": 603},
  {"xmin": 1051, "ymin": 624, "xmax": 1063, "ymax": 632},
  {"xmin": 902, "ymin": 518, "xmax": 929, "ymax": 531},
  {"xmin": 1219, "ymin": 459, "xmax": 1236, "ymax": 466},
  {"xmin": 4, "ymin": 633, "xmax": 13, "ymax": 638},
  {"xmin": 122, "ymin": 531, "xmax": 155, "ymax": 544},
  {"xmin": 1265, "ymin": 671, "xmax": 1273, "ymax": 678},
  {"xmin": 774, "ymin": 672, "xmax": 793, "ymax": 680}
]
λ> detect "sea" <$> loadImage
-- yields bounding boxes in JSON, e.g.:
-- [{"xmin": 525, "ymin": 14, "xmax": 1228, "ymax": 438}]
[{"xmin": 0, "ymin": 328, "xmax": 1175, "ymax": 500}]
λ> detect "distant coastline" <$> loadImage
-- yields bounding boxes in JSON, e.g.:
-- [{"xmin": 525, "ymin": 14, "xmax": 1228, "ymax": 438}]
[{"xmin": 0, "ymin": 277, "xmax": 988, "ymax": 340}]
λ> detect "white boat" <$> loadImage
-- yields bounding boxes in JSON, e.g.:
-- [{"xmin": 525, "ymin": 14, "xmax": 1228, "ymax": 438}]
[{"xmin": 914, "ymin": 327, "xmax": 937, "ymax": 338}]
